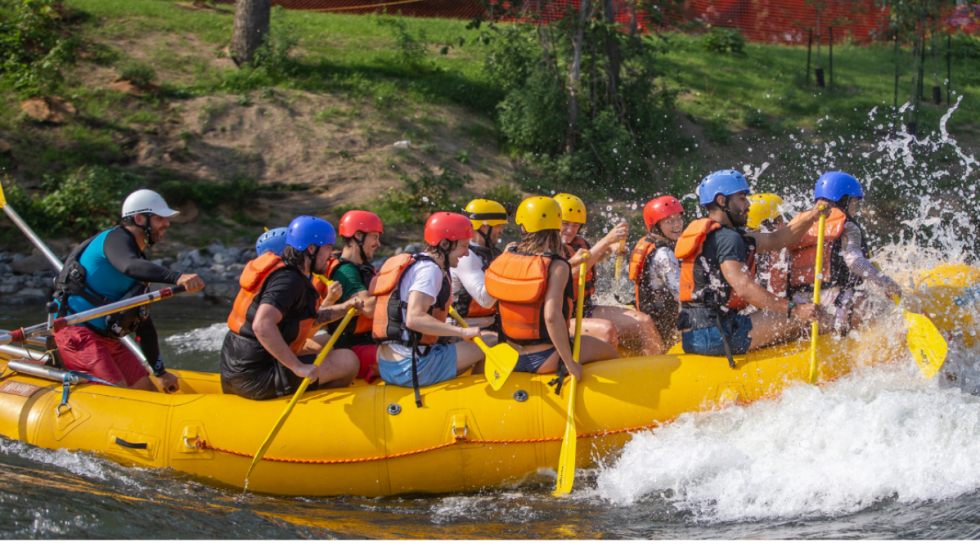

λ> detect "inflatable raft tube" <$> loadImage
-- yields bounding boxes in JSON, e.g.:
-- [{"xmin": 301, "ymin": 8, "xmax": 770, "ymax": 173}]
[{"xmin": 0, "ymin": 264, "xmax": 974, "ymax": 497}]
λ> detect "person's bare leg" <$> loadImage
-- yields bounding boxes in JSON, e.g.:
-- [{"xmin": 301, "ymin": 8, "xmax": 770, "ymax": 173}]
[
  {"xmin": 591, "ymin": 305, "xmax": 664, "ymax": 355},
  {"xmin": 316, "ymin": 348, "xmax": 358, "ymax": 389},
  {"xmin": 535, "ymin": 336, "xmax": 619, "ymax": 374},
  {"xmin": 454, "ymin": 341, "xmax": 485, "ymax": 375},
  {"xmin": 131, "ymin": 375, "xmax": 157, "ymax": 392},
  {"xmin": 746, "ymin": 310, "xmax": 809, "ymax": 351},
  {"xmin": 577, "ymin": 318, "xmax": 618, "ymax": 349}
]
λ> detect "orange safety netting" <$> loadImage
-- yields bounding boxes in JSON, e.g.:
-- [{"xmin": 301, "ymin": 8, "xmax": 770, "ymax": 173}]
[{"xmin": 213, "ymin": 1, "xmax": 980, "ymax": 43}]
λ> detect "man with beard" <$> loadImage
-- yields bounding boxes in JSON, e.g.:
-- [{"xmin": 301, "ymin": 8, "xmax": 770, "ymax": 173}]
[
  {"xmin": 675, "ymin": 170, "xmax": 830, "ymax": 362},
  {"xmin": 52, "ymin": 190, "xmax": 205, "ymax": 392}
]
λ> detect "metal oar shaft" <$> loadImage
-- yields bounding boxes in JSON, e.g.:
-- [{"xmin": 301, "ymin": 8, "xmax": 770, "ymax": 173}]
[{"xmin": 0, "ymin": 286, "xmax": 185, "ymax": 346}]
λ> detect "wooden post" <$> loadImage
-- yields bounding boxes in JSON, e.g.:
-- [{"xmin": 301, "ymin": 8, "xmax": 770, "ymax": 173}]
[
  {"xmin": 806, "ymin": 29, "xmax": 812, "ymax": 85},
  {"xmin": 829, "ymin": 26, "xmax": 833, "ymax": 90},
  {"xmin": 947, "ymin": 34, "xmax": 952, "ymax": 105},
  {"xmin": 893, "ymin": 32, "xmax": 899, "ymax": 111}
]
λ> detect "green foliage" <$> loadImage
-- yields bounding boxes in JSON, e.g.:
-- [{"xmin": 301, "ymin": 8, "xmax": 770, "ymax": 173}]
[
  {"xmin": 702, "ymin": 25, "xmax": 746, "ymax": 55},
  {"xmin": 117, "ymin": 60, "xmax": 155, "ymax": 86},
  {"xmin": 155, "ymin": 177, "xmax": 257, "ymax": 212},
  {"xmin": 374, "ymin": 12, "xmax": 428, "ymax": 69},
  {"xmin": 9, "ymin": 167, "xmax": 139, "ymax": 236},
  {"xmin": 702, "ymin": 117, "xmax": 732, "ymax": 145},
  {"xmin": 743, "ymin": 109, "xmax": 778, "ymax": 131},
  {"xmin": 372, "ymin": 167, "xmax": 472, "ymax": 224},
  {"xmin": 949, "ymin": 32, "xmax": 980, "ymax": 60},
  {"xmin": 0, "ymin": 0, "xmax": 79, "ymax": 97},
  {"xmin": 482, "ymin": 183, "xmax": 522, "ymax": 212},
  {"xmin": 454, "ymin": 149, "xmax": 469, "ymax": 164},
  {"xmin": 251, "ymin": 6, "xmax": 299, "ymax": 76}
]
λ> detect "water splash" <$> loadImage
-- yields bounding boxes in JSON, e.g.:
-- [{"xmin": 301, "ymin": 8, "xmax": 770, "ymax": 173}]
[{"xmin": 165, "ymin": 322, "xmax": 228, "ymax": 353}]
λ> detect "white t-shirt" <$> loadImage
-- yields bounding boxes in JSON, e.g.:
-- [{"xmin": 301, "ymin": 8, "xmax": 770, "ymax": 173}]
[
  {"xmin": 387, "ymin": 254, "xmax": 448, "ymax": 357},
  {"xmin": 450, "ymin": 246, "xmax": 496, "ymax": 310},
  {"xmin": 646, "ymin": 245, "xmax": 681, "ymax": 302}
]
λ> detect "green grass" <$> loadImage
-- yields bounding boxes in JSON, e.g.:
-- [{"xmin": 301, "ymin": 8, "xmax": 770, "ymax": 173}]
[{"xmin": 660, "ymin": 33, "xmax": 980, "ymax": 136}]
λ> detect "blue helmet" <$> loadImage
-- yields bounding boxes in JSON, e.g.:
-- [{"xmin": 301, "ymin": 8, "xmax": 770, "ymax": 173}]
[
  {"xmin": 286, "ymin": 216, "xmax": 336, "ymax": 251},
  {"xmin": 814, "ymin": 171, "xmax": 864, "ymax": 202},
  {"xmin": 698, "ymin": 170, "xmax": 750, "ymax": 205},
  {"xmin": 255, "ymin": 227, "xmax": 288, "ymax": 257}
]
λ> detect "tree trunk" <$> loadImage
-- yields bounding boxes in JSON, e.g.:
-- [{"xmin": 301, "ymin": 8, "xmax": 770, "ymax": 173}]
[
  {"xmin": 603, "ymin": 0, "xmax": 621, "ymax": 114},
  {"xmin": 232, "ymin": 0, "xmax": 271, "ymax": 67},
  {"xmin": 566, "ymin": 0, "xmax": 591, "ymax": 153}
]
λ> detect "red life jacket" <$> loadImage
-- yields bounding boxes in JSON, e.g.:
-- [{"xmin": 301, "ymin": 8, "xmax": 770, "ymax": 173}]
[
  {"xmin": 370, "ymin": 253, "xmax": 451, "ymax": 348},
  {"xmin": 675, "ymin": 219, "xmax": 756, "ymax": 311},
  {"xmin": 485, "ymin": 250, "xmax": 574, "ymax": 345},
  {"xmin": 227, "ymin": 252, "xmax": 314, "ymax": 354},
  {"xmin": 562, "ymin": 235, "xmax": 595, "ymax": 304}
]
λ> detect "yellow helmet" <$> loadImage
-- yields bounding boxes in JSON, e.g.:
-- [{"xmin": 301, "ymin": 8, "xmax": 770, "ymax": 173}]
[
  {"xmin": 747, "ymin": 193, "xmax": 784, "ymax": 230},
  {"xmin": 515, "ymin": 196, "xmax": 562, "ymax": 233},
  {"xmin": 553, "ymin": 193, "xmax": 587, "ymax": 224},
  {"xmin": 463, "ymin": 199, "xmax": 508, "ymax": 230}
]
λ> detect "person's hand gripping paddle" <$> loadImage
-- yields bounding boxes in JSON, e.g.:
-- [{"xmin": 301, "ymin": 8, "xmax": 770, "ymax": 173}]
[
  {"xmin": 448, "ymin": 307, "xmax": 518, "ymax": 391},
  {"xmin": 554, "ymin": 253, "xmax": 588, "ymax": 497},
  {"xmin": 244, "ymin": 305, "xmax": 357, "ymax": 485}
]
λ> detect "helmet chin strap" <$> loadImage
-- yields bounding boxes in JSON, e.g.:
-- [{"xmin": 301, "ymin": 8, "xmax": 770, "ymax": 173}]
[
  {"xmin": 307, "ymin": 245, "xmax": 321, "ymax": 272},
  {"xmin": 477, "ymin": 226, "xmax": 500, "ymax": 255},
  {"xmin": 139, "ymin": 214, "xmax": 155, "ymax": 246},
  {"xmin": 352, "ymin": 232, "xmax": 369, "ymax": 264}
]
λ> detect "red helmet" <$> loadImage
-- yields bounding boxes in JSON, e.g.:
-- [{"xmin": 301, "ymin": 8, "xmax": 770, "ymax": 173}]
[
  {"xmin": 424, "ymin": 212, "xmax": 473, "ymax": 246},
  {"xmin": 339, "ymin": 210, "xmax": 384, "ymax": 237},
  {"xmin": 643, "ymin": 196, "xmax": 684, "ymax": 230}
]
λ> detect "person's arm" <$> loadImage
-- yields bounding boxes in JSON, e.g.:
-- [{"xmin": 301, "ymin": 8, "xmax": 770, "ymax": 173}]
[
  {"xmin": 721, "ymin": 260, "xmax": 821, "ymax": 321},
  {"xmin": 456, "ymin": 253, "xmax": 496, "ymax": 309},
  {"xmin": 104, "ymin": 228, "xmax": 204, "ymax": 292},
  {"xmin": 751, "ymin": 201, "xmax": 830, "ymax": 252},
  {"xmin": 543, "ymin": 261, "xmax": 584, "ymax": 380},
  {"xmin": 840, "ymin": 223, "xmax": 902, "ymax": 297},
  {"xmin": 315, "ymin": 295, "xmax": 364, "ymax": 326},
  {"xmin": 404, "ymin": 290, "xmax": 479, "ymax": 339},
  {"xmin": 567, "ymin": 222, "xmax": 629, "ymax": 270},
  {"xmin": 251, "ymin": 303, "xmax": 313, "ymax": 378}
]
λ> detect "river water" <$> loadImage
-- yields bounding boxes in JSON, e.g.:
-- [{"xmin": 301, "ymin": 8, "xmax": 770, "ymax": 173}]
[{"xmin": 3, "ymin": 103, "xmax": 980, "ymax": 539}]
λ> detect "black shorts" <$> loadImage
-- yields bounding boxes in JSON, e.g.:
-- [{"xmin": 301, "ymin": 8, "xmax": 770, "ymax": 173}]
[{"xmin": 219, "ymin": 331, "xmax": 321, "ymax": 400}]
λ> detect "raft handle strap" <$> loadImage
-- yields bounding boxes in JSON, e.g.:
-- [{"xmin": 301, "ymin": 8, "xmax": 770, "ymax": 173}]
[
  {"xmin": 548, "ymin": 359, "xmax": 568, "ymax": 395},
  {"xmin": 56, "ymin": 370, "xmax": 120, "ymax": 417},
  {"xmin": 410, "ymin": 334, "xmax": 422, "ymax": 408},
  {"xmin": 115, "ymin": 437, "xmax": 148, "ymax": 450}
]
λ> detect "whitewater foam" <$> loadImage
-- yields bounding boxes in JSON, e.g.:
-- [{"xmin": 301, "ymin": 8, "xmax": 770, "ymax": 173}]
[{"xmin": 165, "ymin": 322, "xmax": 228, "ymax": 353}]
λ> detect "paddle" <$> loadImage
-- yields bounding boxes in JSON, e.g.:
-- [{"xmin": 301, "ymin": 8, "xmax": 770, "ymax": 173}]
[
  {"xmin": 447, "ymin": 306, "xmax": 519, "ymax": 391},
  {"xmin": 613, "ymin": 238, "xmax": 628, "ymax": 304},
  {"xmin": 554, "ymin": 252, "xmax": 588, "ymax": 497},
  {"xmin": 893, "ymin": 296, "xmax": 947, "ymax": 379},
  {"xmin": 244, "ymin": 307, "xmax": 357, "ymax": 483},
  {"xmin": 0, "ymin": 179, "xmax": 162, "ymax": 382},
  {"xmin": 808, "ymin": 208, "xmax": 827, "ymax": 385},
  {"xmin": 0, "ymin": 286, "xmax": 187, "ymax": 346}
]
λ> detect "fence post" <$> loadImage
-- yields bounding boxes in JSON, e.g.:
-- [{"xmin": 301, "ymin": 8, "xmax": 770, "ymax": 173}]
[
  {"xmin": 806, "ymin": 29, "xmax": 812, "ymax": 86},
  {"xmin": 893, "ymin": 32, "xmax": 899, "ymax": 111},
  {"xmin": 947, "ymin": 34, "xmax": 951, "ymax": 105},
  {"xmin": 829, "ymin": 26, "xmax": 833, "ymax": 90}
]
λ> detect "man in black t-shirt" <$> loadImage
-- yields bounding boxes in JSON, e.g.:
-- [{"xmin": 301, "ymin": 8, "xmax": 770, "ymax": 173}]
[
  {"xmin": 221, "ymin": 217, "xmax": 362, "ymax": 400},
  {"xmin": 677, "ymin": 170, "xmax": 830, "ymax": 358}
]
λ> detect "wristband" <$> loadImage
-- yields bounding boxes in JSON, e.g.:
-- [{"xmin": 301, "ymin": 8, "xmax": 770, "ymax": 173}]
[
  {"xmin": 153, "ymin": 367, "xmax": 167, "ymax": 378},
  {"xmin": 786, "ymin": 301, "xmax": 796, "ymax": 319}
]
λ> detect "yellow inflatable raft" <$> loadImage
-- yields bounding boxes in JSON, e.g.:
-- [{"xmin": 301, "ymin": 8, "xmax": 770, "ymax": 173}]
[{"xmin": 0, "ymin": 264, "xmax": 975, "ymax": 497}]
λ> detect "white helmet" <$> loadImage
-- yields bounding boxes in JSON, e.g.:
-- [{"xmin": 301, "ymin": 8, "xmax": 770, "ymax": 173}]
[{"xmin": 121, "ymin": 189, "xmax": 179, "ymax": 219}]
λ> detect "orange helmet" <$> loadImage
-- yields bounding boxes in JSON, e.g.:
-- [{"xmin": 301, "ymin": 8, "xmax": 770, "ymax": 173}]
[
  {"xmin": 339, "ymin": 210, "xmax": 384, "ymax": 237},
  {"xmin": 424, "ymin": 212, "xmax": 473, "ymax": 246},
  {"xmin": 643, "ymin": 196, "xmax": 684, "ymax": 231}
]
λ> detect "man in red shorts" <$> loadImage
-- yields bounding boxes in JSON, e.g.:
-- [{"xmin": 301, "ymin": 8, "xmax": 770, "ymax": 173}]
[{"xmin": 52, "ymin": 190, "xmax": 205, "ymax": 392}]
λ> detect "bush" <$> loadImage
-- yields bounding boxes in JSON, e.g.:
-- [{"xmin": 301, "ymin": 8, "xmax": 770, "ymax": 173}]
[
  {"xmin": 0, "ymin": 0, "xmax": 79, "ymax": 97},
  {"xmin": 950, "ymin": 32, "xmax": 980, "ymax": 60},
  {"xmin": 702, "ymin": 26, "xmax": 746, "ymax": 55},
  {"xmin": 118, "ymin": 60, "xmax": 156, "ymax": 86},
  {"xmin": 374, "ymin": 12, "xmax": 429, "ymax": 70},
  {"xmin": 155, "ymin": 178, "xmax": 257, "ymax": 212},
  {"xmin": 371, "ymin": 167, "xmax": 471, "ymax": 225},
  {"xmin": 251, "ymin": 6, "xmax": 298, "ymax": 77}
]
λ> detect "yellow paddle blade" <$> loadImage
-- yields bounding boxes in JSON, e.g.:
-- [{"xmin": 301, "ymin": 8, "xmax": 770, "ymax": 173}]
[
  {"xmin": 893, "ymin": 296, "xmax": 948, "ymax": 379},
  {"xmin": 553, "ymin": 377, "xmax": 578, "ymax": 497},
  {"xmin": 0, "ymin": 179, "xmax": 7, "ymax": 209},
  {"xmin": 244, "ymin": 377, "xmax": 311, "ymax": 482},
  {"xmin": 484, "ymin": 343, "xmax": 520, "ymax": 391}
]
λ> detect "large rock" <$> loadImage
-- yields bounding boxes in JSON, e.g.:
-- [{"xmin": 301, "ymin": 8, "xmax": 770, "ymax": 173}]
[
  {"xmin": 1, "ymin": 287, "xmax": 48, "ymax": 305},
  {"xmin": 213, "ymin": 247, "xmax": 241, "ymax": 266},
  {"xmin": 203, "ymin": 282, "xmax": 239, "ymax": 303},
  {"xmin": 11, "ymin": 254, "xmax": 52, "ymax": 275},
  {"xmin": 21, "ymin": 96, "xmax": 76, "ymax": 124}
]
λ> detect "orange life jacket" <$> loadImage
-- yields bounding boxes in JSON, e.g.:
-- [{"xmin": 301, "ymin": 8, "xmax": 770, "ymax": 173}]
[
  {"xmin": 675, "ymin": 219, "xmax": 755, "ymax": 311},
  {"xmin": 629, "ymin": 235, "xmax": 658, "ymax": 309},
  {"xmin": 370, "ymin": 253, "xmax": 451, "ymax": 348},
  {"xmin": 786, "ymin": 208, "xmax": 847, "ymax": 289},
  {"xmin": 452, "ymin": 243, "xmax": 499, "ymax": 318},
  {"xmin": 562, "ymin": 235, "xmax": 595, "ymax": 304},
  {"xmin": 485, "ymin": 250, "xmax": 574, "ymax": 345},
  {"xmin": 318, "ymin": 254, "xmax": 376, "ymax": 345},
  {"xmin": 227, "ymin": 252, "xmax": 314, "ymax": 354}
]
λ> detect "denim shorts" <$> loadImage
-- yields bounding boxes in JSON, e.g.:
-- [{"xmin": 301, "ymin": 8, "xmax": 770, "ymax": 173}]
[
  {"xmin": 513, "ymin": 338, "xmax": 576, "ymax": 374},
  {"xmin": 681, "ymin": 314, "xmax": 754, "ymax": 356},
  {"xmin": 378, "ymin": 344, "xmax": 458, "ymax": 388}
]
